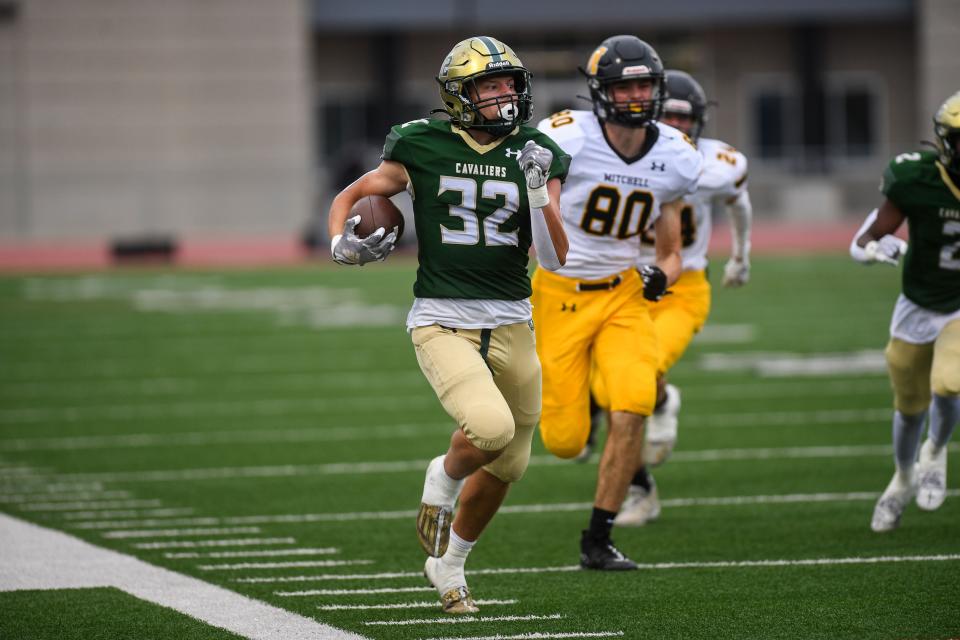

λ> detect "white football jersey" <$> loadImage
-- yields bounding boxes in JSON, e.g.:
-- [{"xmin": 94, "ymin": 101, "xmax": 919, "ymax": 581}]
[
  {"xmin": 638, "ymin": 137, "xmax": 748, "ymax": 271},
  {"xmin": 537, "ymin": 110, "xmax": 702, "ymax": 280}
]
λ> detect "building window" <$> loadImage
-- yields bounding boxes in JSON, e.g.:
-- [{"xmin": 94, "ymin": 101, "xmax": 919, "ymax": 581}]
[
  {"xmin": 747, "ymin": 73, "xmax": 883, "ymax": 168},
  {"xmin": 754, "ymin": 91, "xmax": 791, "ymax": 160},
  {"xmin": 827, "ymin": 81, "xmax": 880, "ymax": 159}
]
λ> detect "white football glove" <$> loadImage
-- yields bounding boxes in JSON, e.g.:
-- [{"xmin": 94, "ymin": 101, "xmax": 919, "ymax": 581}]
[
  {"xmin": 518, "ymin": 140, "xmax": 553, "ymax": 209},
  {"xmin": 331, "ymin": 215, "xmax": 398, "ymax": 266},
  {"xmin": 854, "ymin": 235, "xmax": 907, "ymax": 266},
  {"xmin": 722, "ymin": 256, "xmax": 750, "ymax": 288}
]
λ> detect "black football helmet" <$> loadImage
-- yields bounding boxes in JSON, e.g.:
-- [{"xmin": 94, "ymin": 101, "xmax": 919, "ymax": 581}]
[
  {"xmin": 662, "ymin": 70, "xmax": 708, "ymax": 141},
  {"xmin": 582, "ymin": 35, "xmax": 664, "ymax": 127}
]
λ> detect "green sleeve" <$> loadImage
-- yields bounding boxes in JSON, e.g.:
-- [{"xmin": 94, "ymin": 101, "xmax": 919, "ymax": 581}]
[
  {"xmin": 880, "ymin": 161, "xmax": 902, "ymax": 206},
  {"xmin": 382, "ymin": 125, "xmax": 406, "ymax": 163},
  {"xmin": 880, "ymin": 152, "xmax": 929, "ymax": 211}
]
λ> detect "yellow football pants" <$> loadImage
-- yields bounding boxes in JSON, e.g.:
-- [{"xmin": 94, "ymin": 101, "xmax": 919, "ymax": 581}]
[
  {"xmin": 532, "ymin": 267, "xmax": 659, "ymax": 459},
  {"xmin": 592, "ymin": 269, "xmax": 711, "ymax": 408},
  {"xmin": 650, "ymin": 269, "xmax": 712, "ymax": 373}
]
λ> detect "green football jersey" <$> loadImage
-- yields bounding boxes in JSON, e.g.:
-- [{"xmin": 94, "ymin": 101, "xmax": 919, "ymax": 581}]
[
  {"xmin": 881, "ymin": 150, "xmax": 960, "ymax": 313},
  {"xmin": 383, "ymin": 118, "xmax": 570, "ymax": 300}
]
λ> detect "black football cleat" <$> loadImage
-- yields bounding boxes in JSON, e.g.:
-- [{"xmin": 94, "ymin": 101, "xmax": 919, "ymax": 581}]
[{"xmin": 579, "ymin": 531, "xmax": 638, "ymax": 571}]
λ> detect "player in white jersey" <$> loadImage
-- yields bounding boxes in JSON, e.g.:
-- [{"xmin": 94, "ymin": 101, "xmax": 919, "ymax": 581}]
[
  {"xmin": 609, "ymin": 69, "xmax": 753, "ymax": 526},
  {"xmin": 533, "ymin": 36, "xmax": 701, "ymax": 570}
]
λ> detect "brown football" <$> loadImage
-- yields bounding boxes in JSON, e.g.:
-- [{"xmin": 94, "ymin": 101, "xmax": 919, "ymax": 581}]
[{"xmin": 351, "ymin": 195, "xmax": 405, "ymax": 241}]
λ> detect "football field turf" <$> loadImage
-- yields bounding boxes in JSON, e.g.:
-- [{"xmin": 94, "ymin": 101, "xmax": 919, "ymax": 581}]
[{"xmin": 1, "ymin": 254, "xmax": 958, "ymax": 639}]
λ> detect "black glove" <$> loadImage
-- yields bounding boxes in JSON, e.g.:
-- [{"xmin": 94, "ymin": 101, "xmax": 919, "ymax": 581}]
[{"xmin": 638, "ymin": 265, "xmax": 670, "ymax": 301}]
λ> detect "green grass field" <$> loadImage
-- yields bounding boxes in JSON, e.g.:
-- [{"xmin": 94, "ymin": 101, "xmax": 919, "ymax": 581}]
[{"xmin": 1, "ymin": 254, "xmax": 958, "ymax": 640}]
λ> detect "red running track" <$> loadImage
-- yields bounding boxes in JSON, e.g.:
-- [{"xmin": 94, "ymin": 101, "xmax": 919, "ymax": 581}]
[{"xmin": 0, "ymin": 221, "xmax": 863, "ymax": 272}]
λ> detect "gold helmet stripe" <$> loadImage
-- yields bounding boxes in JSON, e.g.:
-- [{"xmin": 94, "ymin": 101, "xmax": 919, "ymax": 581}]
[
  {"xmin": 587, "ymin": 46, "xmax": 608, "ymax": 76},
  {"xmin": 476, "ymin": 36, "xmax": 503, "ymax": 62}
]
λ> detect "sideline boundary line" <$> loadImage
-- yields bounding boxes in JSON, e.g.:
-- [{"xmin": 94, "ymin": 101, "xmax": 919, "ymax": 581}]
[{"xmin": 0, "ymin": 513, "xmax": 367, "ymax": 640}]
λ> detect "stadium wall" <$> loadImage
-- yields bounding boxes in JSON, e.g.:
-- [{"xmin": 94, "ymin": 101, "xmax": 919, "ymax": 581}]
[{"xmin": 0, "ymin": 0, "xmax": 314, "ymax": 241}]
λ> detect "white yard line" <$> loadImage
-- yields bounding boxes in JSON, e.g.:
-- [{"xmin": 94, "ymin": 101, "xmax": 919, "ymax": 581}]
[
  {"xmin": 62, "ymin": 508, "xmax": 195, "ymax": 520},
  {"xmin": 317, "ymin": 599, "xmax": 517, "ymax": 611},
  {"xmin": 238, "ymin": 554, "xmax": 960, "ymax": 585},
  {"xmin": 684, "ymin": 408, "xmax": 892, "ymax": 429},
  {"xmin": 419, "ymin": 632, "xmax": 622, "ymax": 640},
  {"xmin": 0, "ymin": 407, "xmax": 896, "ymax": 454},
  {"xmin": 16, "ymin": 438, "xmax": 951, "ymax": 487},
  {"xmin": 699, "ymin": 350, "xmax": 887, "ymax": 377},
  {"xmin": 0, "ymin": 490, "xmax": 131, "ymax": 503},
  {"xmin": 680, "ymin": 379, "xmax": 888, "ymax": 399},
  {"xmin": 103, "ymin": 526, "xmax": 262, "ymax": 539},
  {"xmin": 198, "ymin": 560, "xmax": 372, "ymax": 571},
  {"xmin": 166, "ymin": 548, "xmax": 337, "ymax": 559},
  {"xmin": 0, "ymin": 395, "xmax": 435, "ymax": 425},
  {"xmin": 66, "ymin": 487, "xmax": 960, "ymax": 532},
  {"xmin": 279, "ymin": 586, "xmax": 434, "ymax": 597},
  {"xmin": 0, "ymin": 423, "xmax": 449, "ymax": 452},
  {"xmin": 19, "ymin": 499, "xmax": 163, "ymax": 512},
  {"xmin": 133, "ymin": 537, "xmax": 296, "ymax": 550},
  {"xmin": 364, "ymin": 613, "xmax": 564, "ymax": 626},
  {"xmin": 0, "ymin": 513, "xmax": 367, "ymax": 640},
  {"xmin": 0, "ymin": 481, "xmax": 103, "ymax": 493},
  {"xmin": 1, "ymin": 371, "xmax": 425, "ymax": 400}
]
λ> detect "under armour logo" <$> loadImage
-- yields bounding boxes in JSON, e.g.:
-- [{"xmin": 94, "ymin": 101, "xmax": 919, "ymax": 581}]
[
  {"xmin": 651, "ymin": 161, "xmax": 666, "ymax": 171},
  {"xmin": 561, "ymin": 303, "xmax": 577, "ymax": 312},
  {"xmin": 504, "ymin": 148, "xmax": 521, "ymax": 159}
]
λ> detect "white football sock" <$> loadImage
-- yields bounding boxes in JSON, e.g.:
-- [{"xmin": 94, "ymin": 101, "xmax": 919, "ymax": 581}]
[
  {"xmin": 440, "ymin": 528, "xmax": 475, "ymax": 572},
  {"xmin": 929, "ymin": 394, "xmax": 960, "ymax": 453},
  {"xmin": 892, "ymin": 410, "xmax": 926, "ymax": 473},
  {"xmin": 421, "ymin": 455, "xmax": 465, "ymax": 507}
]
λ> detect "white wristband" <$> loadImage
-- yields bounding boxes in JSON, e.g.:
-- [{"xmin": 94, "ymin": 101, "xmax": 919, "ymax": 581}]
[
  {"xmin": 527, "ymin": 185, "xmax": 549, "ymax": 210},
  {"xmin": 850, "ymin": 240, "xmax": 875, "ymax": 263}
]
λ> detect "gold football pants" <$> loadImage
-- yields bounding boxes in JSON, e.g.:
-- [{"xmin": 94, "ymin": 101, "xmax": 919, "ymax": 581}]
[
  {"xmin": 411, "ymin": 322, "xmax": 540, "ymax": 483},
  {"xmin": 886, "ymin": 318, "xmax": 960, "ymax": 414}
]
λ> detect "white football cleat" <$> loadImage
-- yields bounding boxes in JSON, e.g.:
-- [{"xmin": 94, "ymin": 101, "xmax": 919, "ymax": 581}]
[
  {"xmin": 644, "ymin": 384, "xmax": 681, "ymax": 466},
  {"xmin": 916, "ymin": 439, "xmax": 947, "ymax": 511},
  {"xmin": 424, "ymin": 556, "xmax": 478, "ymax": 614},
  {"xmin": 870, "ymin": 470, "xmax": 917, "ymax": 532},
  {"xmin": 614, "ymin": 480, "xmax": 661, "ymax": 527}
]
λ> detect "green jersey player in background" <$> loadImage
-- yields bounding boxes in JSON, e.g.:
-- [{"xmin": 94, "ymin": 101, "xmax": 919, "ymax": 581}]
[
  {"xmin": 327, "ymin": 36, "xmax": 570, "ymax": 613},
  {"xmin": 851, "ymin": 90, "xmax": 960, "ymax": 532}
]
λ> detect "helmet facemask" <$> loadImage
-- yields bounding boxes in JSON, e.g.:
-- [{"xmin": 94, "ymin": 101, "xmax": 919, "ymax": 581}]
[
  {"xmin": 934, "ymin": 123, "xmax": 960, "ymax": 174},
  {"xmin": 662, "ymin": 98, "xmax": 705, "ymax": 140},
  {"xmin": 933, "ymin": 91, "xmax": 960, "ymax": 176},
  {"xmin": 661, "ymin": 70, "xmax": 709, "ymax": 141},
  {"xmin": 444, "ymin": 70, "xmax": 533, "ymax": 137},
  {"xmin": 589, "ymin": 74, "xmax": 664, "ymax": 128}
]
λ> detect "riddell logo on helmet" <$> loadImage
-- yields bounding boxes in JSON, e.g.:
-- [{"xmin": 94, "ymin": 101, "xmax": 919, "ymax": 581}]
[
  {"xmin": 486, "ymin": 60, "xmax": 513, "ymax": 70},
  {"xmin": 622, "ymin": 65, "xmax": 651, "ymax": 76}
]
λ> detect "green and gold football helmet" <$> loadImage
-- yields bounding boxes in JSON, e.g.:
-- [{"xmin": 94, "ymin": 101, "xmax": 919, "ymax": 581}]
[
  {"xmin": 934, "ymin": 90, "xmax": 960, "ymax": 174},
  {"xmin": 436, "ymin": 36, "xmax": 533, "ymax": 137}
]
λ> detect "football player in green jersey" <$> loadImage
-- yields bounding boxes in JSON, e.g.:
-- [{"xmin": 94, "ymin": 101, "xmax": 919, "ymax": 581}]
[
  {"xmin": 327, "ymin": 36, "xmax": 570, "ymax": 614},
  {"xmin": 851, "ymin": 90, "xmax": 960, "ymax": 532}
]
